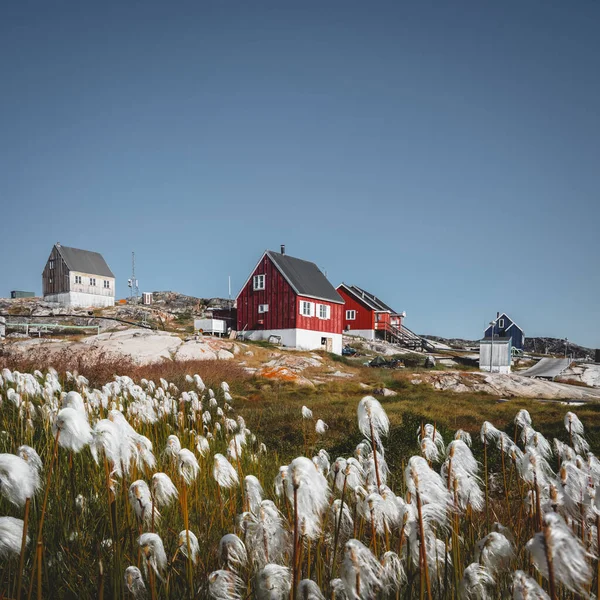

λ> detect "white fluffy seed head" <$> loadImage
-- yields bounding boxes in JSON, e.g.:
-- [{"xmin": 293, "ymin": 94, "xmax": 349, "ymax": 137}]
[
  {"xmin": 151, "ymin": 472, "xmax": 178, "ymax": 507},
  {"xmin": 124, "ymin": 566, "xmax": 146, "ymax": 598},
  {"xmin": 0, "ymin": 516, "xmax": 27, "ymax": 559},
  {"xmin": 213, "ymin": 454, "xmax": 239, "ymax": 488},
  {"xmin": 357, "ymin": 396, "xmax": 389, "ymax": 447},
  {"xmin": 0, "ymin": 454, "xmax": 38, "ymax": 507}
]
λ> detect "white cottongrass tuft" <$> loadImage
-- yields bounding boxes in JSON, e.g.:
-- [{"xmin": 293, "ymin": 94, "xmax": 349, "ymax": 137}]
[
  {"xmin": 357, "ymin": 396, "xmax": 389, "ymax": 448},
  {"xmin": 164, "ymin": 434, "xmax": 181, "ymax": 459},
  {"xmin": 296, "ymin": 579, "xmax": 326, "ymax": 599},
  {"xmin": 178, "ymin": 529, "xmax": 199, "ymax": 564},
  {"xmin": 138, "ymin": 533, "xmax": 167, "ymax": 580},
  {"xmin": 526, "ymin": 512, "xmax": 591, "ymax": 596},
  {"xmin": 213, "ymin": 454, "xmax": 239, "ymax": 488},
  {"xmin": 218, "ymin": 533, "xmax": 248, "ymax": 573},
  {"xmin": 475, "ymin": 531, "xmax": 514, "ymax": 574},
  {"xmin": 0, "ymin": 516, "xmax": 27, "ymax": 559},
  {"xmin": 178, "ymin": 448, "xmax": 200, "ymax": 484},
  {"xmin": 208, "ymin": 569, "xmax": 244, "ymax": 600},
  {"xmin": 244, "ymin": 475, "xmax": 264, "ymax": 515},
  {"xmin": 301, "ymin": 406, "xmax": 313, "ymax": 419},
  {"xmin": 512, "ymin": 570, "xmax": 550, "ymax": 599},
  {"xmin": 151, "ymin": 472, "xmax": 178, "ymax": 507},
  {"xmin": 315, "ymin": 419, "xmax": 328, "ymax": 434},
  {"xmin": 54, "ymin": 407, "xmax": 92, "ymax": 452},
  {"xmin": 460, "ymin": 563, "xmax": 495, "ymax": 600},
  {"xmin": 0, "ymin": 453, "xmax": 39, "ymax": 507},
  {"xmin": 129, "ymin": 480, "xmax": 160, "ymax": 526},
  {"xmin": 124, "ymin": 566, "xmax": 146, "ymax": 598},
  {"xmin": 255, "ymin": 564, "xmax": 291, "ymax": 600},
  {"xmin": 286, "ymin": 456, "xmax": 330, "ymax": 540},
  {"xmin": 340, "ymin": 539, "xmax": 383, "ymax": 599}
]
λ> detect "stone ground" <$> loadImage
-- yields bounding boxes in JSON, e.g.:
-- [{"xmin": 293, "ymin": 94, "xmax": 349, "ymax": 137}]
[{"xmin": 3, "ymin": 328, "xmax": 600, "ymax": 400}]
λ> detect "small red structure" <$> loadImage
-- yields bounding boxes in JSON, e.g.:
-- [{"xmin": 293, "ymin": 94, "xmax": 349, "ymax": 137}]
[
  {"xmin": 337, "ymin": 283, "xmax": 421, "ymax": 349},
  {"xmin": 236, "ymin": 247, "xmax": 344, "ymax": 354}
]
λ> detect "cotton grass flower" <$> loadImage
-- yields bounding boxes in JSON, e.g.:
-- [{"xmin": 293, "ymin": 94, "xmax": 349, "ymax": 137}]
[
  {"xmin": 218, "ymin": 533, "xmax": 248, "ymax": 573},
  {"xmin": 213, "ymin": 454, "xmax": 239, "ymax": 488},
  {"xmin": 138, "ymin": 533, "xmax": 167, "ymax": 580},
  {"xmin": 244, "ymin": 475, "xmax": 264, "ymax": 514},
  {"xmin": 315, "ymin": 419, "xmax": 328, "ymax": 434},
  {"xmin": 526, "ymin": 511, "xmax": 591, "ymax": 596},
  {"xmin": 178, "ymin": 448, "xmax": 200, "ymax": 484},
  {"xmin": 296, "ymin": 579, "xmax": 326, "ymax": 599},
  {"xmin": 178, "ymin": 529, "xmax": 199, "ymax": 564},
  {"xmin": 255, "ymin": 564, "xmax": 291, "ymax": 600},
  {"xmin": 475, "ymin": 531, "xmax": 514, "ymax": 574},
  {"xmin": 151, "ymin": 472, "xmax": 178, "ymax": 507},
  {"xmin": 208, "ymin": 569, "xmax": 244, "ymax": 600},
  {"xmin": 124, "ymin": 566, "xmax": 146, "ymax": 598},
  {"xmin": 53, "ymin": 407, "xmax": 92, "ymax": 452},
  {"xmin": 0, "ymin": 516, "xmax": 27, "ymax": 559},
  {"xmin": 301, "ymin": 406, "xmax": 313, "ymax": 419},
  {"xmin": 0, "ymin": 453, "xmax": 39, "ymax": 507},
  {"xmin": 512, "ymin": 570, "xmax": 550, "ymax": 600},
  {"xmin": 460, "ymin": 563, "xmax": 495, "ymax": 600},
  {"xmin": 129, "ymin": 480, "xmax": 159, "ymax": 526},
  {"xmin": 340, "ymin": 539, "xmax": 383, "ymax": 599}
]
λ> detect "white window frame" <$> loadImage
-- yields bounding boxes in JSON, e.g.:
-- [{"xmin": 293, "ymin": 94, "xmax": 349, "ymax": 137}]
[
  {"xmin": 258, "ymin": 304, "xmax": 269, "ymax": 313},
  {"xmin": 318, "ymin": 304, "xmax": 330, "ymax": 320},
  {"xmin": 90, "ymin": 278, "xmax": 96, "ymax": 286},
  {"xmin": 104, "ymin": 280, "xmax": 110, "ymax": 289},
  {"xmin": 75, "ymin": 275, "xmax": 82, "ymax": 284},
  {"xmin": 253, "ymin": 274, "xmax": 265, "ymax": 291},
  {"xmin": 49, "ymin": 260, "xmax": 55, "ymax": 270},
  {"xmin": 346, "ymin": 310, "xmax": 356, "ymax": 320},
  {"xmin": 498, "ymin": 318, "xmax": 505, "ymax": 328},
  {"xmin": 300, "ymin": 301, "xmax": 314, "ymax": 317}
]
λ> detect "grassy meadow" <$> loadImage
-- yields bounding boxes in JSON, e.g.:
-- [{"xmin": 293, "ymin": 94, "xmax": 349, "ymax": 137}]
[{"xmin": 1, "ymin": 349, "xmax": 599, "ymax": 599}]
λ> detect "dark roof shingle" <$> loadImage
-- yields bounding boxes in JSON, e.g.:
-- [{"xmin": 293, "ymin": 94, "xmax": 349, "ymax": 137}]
[
  {"xmin": 343, "ymin": 284, "xmax": 398, "ymax": 313},
  {"xmin": 56, "ymin": 245, "xmax": 114, "ymax": 278},
  {"xmin": 266, "ymin": 251, "xmax": 343, "ymax": 304}
]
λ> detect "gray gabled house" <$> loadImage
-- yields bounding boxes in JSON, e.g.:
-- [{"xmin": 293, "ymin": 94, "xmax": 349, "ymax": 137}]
[{"xmin": 42, "ymin": 243, "xmax": 115, "ymax": 308}]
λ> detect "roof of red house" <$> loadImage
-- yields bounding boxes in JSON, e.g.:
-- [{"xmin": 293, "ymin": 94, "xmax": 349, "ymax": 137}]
[
  {"xmin": 339, "ymin": 283, "xmax": 398, "ymax": 313},
  {"xmin": 266, "ymin": 250, "xmax": 344, "ymax": 304}
]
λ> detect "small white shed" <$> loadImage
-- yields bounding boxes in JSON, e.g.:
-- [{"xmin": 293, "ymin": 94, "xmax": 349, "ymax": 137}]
[
  {"xmin": 194, "ymin": 318, "xmax": 227, "ymax": 336},
  {"xmin": 479, "ymin": 336, "xmax": 512, "ymax": 374}
]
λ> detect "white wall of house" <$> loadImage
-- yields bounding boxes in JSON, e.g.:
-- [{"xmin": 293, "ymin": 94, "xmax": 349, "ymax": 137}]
[
  {"xmin": 70, "ymin": 272, "xmax": 115, "ymax": 298},
  {"xmin": 344, "ymin": 329, "xmax": 376, "ymax": 341},
  {"xmin": 244, "ymin": 328, "xmax": 342, "ymax": 355},
  {"xmin": 44, "ymin": 292, "xmax": 115, "ymax": 308}
]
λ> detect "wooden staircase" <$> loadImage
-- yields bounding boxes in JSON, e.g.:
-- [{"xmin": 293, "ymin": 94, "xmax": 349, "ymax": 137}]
[{"xmin": 375, "ymin": 321, "xmax": 424, "ymax": 351}]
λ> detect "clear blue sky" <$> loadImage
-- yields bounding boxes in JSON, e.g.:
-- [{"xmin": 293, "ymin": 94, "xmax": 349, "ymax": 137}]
[{"xmin": 1, "ymin": 1, "xmax": 599, "ymax": 346}]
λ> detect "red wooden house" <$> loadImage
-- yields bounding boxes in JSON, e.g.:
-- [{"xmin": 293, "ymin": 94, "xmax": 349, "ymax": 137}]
[
  {"xmin": 337, "ymin": 283, "xmax": 419, "ymax": 346},
  {"xmin": 236, "ymin": 247, "xmax": 345, "ymax": 354}
]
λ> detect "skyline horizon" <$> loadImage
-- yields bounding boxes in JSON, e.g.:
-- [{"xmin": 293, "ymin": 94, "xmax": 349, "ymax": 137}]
[{"xmin": 4, "ymin": 240, "xmax": 596, "ymax": 349}]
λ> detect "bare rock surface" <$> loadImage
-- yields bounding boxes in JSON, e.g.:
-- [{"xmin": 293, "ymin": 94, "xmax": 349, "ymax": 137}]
[{"xmin": 410, "ymin": 371, "xmax": 600, "ymax": 400}]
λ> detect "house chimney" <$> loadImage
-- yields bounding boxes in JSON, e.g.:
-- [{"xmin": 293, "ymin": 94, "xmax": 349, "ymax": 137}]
[
  {"xmin": 496, "ymin": 311, "xmax": 500, "ymax": 319},
  {"xmin": 56, "ymin": 242, "xmax": 61, "ymax": 248},
  {"xmin": 281, "ymin": 245, "xmax": 285, "ymax": 255}
]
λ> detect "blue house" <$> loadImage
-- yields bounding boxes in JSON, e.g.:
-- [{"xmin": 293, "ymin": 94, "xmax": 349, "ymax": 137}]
[{"xmin": 484, "ymin": 312, "xmax": 525, "ymax": 351}]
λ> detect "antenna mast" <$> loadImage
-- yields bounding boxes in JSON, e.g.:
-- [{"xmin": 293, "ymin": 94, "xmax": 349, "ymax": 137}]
[{"xmin": 128, "ymin": 251, "xmax": 139, "ymax": 303}]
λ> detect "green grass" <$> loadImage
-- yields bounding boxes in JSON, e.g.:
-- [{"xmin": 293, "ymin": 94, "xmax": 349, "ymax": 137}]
[{"xmin": 1, "ymin": 353, "xmax": 599, "ymax": 599}]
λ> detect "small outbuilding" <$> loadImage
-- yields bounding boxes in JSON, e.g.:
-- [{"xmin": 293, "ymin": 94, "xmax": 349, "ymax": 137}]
[{"xmin": 479, "ymin": 336, "xmax": 512, "ymax": 374}]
